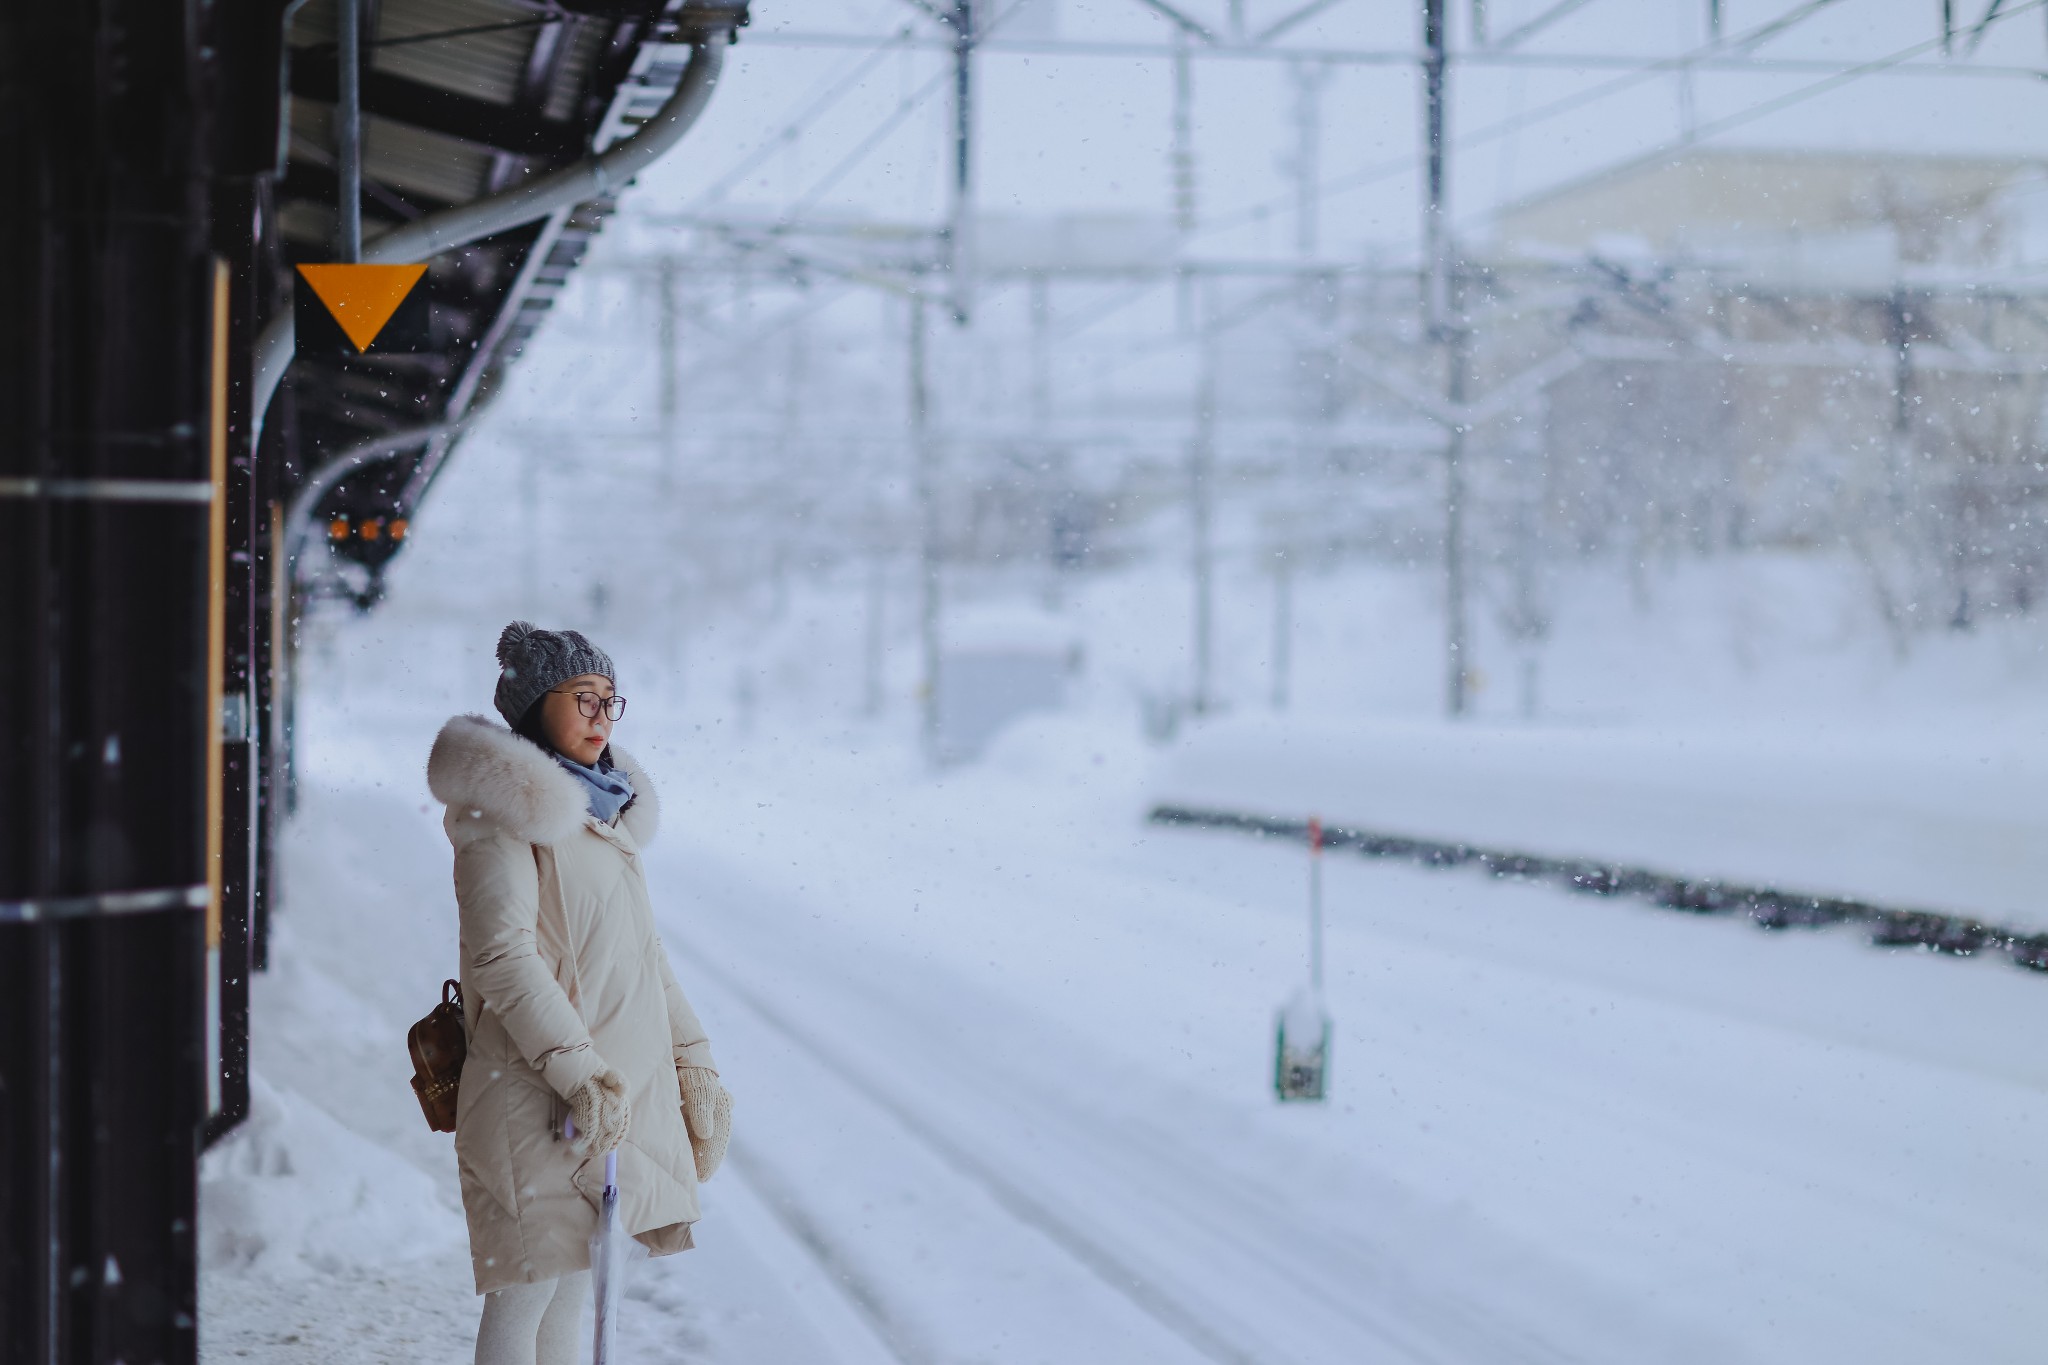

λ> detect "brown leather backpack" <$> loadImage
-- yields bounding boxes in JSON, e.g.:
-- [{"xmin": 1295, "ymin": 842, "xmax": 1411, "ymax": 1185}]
[{"xmin": 408, "ymin": 979, "xmax": 467, "ymax": 1133}]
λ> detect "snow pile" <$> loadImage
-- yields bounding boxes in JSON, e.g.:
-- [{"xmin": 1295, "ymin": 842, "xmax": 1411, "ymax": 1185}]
[
  {"xmin": 200, "ymin": 1073, "xmax": 462, "ymax": 1279},
  {"xmin": 1152, "ymin": 715, "xmax": 2048, "ymax": 925}
]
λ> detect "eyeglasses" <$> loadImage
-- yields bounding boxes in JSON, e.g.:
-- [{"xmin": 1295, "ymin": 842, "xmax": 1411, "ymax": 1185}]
[{"xmin": 550, "ymin": 689, "xmax": 626, "ymax": 721}]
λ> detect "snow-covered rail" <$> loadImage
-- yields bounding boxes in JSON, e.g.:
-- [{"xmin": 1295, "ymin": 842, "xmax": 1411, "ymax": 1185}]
[
  {"xmin": 666, "ymin": 915, "xmax": 1628, "ymax": 1365},
  {"xmin": 1149, "ymin": 804, "xmax": 2048, "ymax": 973},
  {"xmin": 679, "ymin": 938, "xmax": 1271, "ymax": 1365}
]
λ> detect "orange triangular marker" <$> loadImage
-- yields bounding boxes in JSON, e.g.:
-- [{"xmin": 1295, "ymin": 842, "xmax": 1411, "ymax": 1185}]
[{"xmin": 295, "ymin": 263, "xmax": 428, "ymax": 352}]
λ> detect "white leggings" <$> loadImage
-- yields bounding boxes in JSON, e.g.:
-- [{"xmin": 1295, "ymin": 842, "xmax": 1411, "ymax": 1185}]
[{"xmin": 474, "ymin": 1270, "xmax": 590, "ymax": 1365}]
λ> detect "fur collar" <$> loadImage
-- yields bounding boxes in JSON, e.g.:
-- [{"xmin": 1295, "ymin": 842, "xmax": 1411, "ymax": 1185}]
[{"xmin": 427, "ymin": 713, "xmax": 660, "ymax": 848}]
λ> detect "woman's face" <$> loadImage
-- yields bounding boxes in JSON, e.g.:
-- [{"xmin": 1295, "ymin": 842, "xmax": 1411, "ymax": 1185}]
[{"xmin": 541, "ymin": 673, "xmax": 616, "ymax": 766}]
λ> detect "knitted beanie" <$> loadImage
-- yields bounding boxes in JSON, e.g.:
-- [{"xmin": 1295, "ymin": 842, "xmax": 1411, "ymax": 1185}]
[{"xmin": 492, "ymin": 621, "xmax": 617, "ymax": 727}]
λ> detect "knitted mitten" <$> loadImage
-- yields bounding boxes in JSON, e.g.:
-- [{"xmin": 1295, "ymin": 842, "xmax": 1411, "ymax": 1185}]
[
  {"xmin": 567, "ymin": 1069, "xmax": 631, "ymax": 1158},
  {"xmin": 677, "ymin": 1066, "xmax": 732, "ymax": 1181}
]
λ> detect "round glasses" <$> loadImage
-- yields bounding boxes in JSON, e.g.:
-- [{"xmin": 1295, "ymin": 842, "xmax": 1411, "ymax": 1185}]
[{"xmin": 550, "ymin": 689, "xmax": 626, "ymax": 721}]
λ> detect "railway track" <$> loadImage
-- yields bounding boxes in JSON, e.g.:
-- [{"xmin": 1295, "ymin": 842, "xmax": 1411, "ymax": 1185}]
[
  {"xmin": 682, "ymin": 941, "xmax": 1268, "ymax": 1365},
  {"xmin": 668, "ymin": 920, "xmax": 1714, "ymax": 1365}
]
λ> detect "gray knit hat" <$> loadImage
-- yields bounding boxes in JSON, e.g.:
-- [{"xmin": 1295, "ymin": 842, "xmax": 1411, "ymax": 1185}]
[{"xmin": 493, "ymin": 621, "xmax": 616, "ymax": 727}]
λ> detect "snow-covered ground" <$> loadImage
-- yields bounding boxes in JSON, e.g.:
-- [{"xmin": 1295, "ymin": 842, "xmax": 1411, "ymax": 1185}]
[
  {"xmin": 201, "ymin": 539, "xmax": 2048, "ymax": 1364},
  {"xmin": 1155, "ymin": 714, "xmax": 2048, "ymax": 928}
]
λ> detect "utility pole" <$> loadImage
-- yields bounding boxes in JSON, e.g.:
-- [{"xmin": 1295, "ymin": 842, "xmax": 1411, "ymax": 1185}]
[
  {"xmin": 1290, "ymin": 59, "xmax": 1327, "ymax": 259},
  {"xmin": 657, "ymin": 257, "xmax": 678, "ymax": 491},
  {"xmin": 1189, "ymin": 280, "xmax": 1217, "ymax": 716},
  {"xmin": 1271, "ymin": 547, "xmax": 1293, "ymax": 711},
  {"xmin": 863, "ymin": 499, "xmax": 887, "ymax": 717},
  {"xmin": 1030, "ymin": 272, "xmax": 1052, "ymax": 428},
  {"xmin": 946, "ymin": 0, "xmax": 977, "ymax": 323},
  {"xmin": 1888, "ymin": 289, "xmax": 1915, "ymax": 517},
  {"xmin": 1171, "ymin": 30, "xmax": 1197, "ymax": 235},
  {"xmin": 336, "ymin": 0, "xmax": 362, "ymax": 262},
  {"xmin": 1280, "ymin": 60, "xmax": 1326, "ymax": 718},
  {"xmin": 1422, "ymin": 0, "xmax": 1470, "ymax": 718},
  {"xmin": 911, "ymin": 294, "xmax": 942, "ymax": 758}
]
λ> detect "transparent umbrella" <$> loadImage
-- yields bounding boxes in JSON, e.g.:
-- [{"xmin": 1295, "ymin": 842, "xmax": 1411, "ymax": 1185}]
[{"xmin": 590, "ymin": 1150, "xmax": 626, "ymax": 1364}]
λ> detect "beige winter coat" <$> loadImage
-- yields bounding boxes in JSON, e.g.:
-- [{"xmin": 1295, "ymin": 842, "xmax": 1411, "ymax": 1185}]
[{"xmin": 427, "ymin": 714, "xmax": 717, "ymax": 1295}]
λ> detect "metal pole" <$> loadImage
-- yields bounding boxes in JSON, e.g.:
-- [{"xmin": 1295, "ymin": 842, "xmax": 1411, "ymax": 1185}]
[
  {"xmin": 1291, "ymin": 60, "xmax": 1326, "ymax": 259},
  {"xmin": 1029, "ymin": 272, "xmax": 1051, "ymax": 427},
  {"xmin": 1445, "ymin": 340, "xmax": 1469, "ymax": 716},
  {"xmin": 863, "ymin": 528, "xmax": 886, "ymax": 717},
  {"xmin": 1421, "ymin": 0, "xmax": 1451, "ymax": 340},
  {"xmin": 657, "ymin": 258, "xmax": 678, "ymax": 491},
  {"xmin": 947, "ymin": 1, "xmax": 976, "ymax": 323},
  {"xmin": 1421, "ymin": 0, "xmax": 1469, "ymax": 716},
  {"xmin": 1189, "ymin": 284, "xmax": 1216, "ymax": 715},
  {"xmin": 1271, "ymin": 550, "xmax": 1292, "ymax": 711},
  {"xmin": 911, "ymin": 295, "xmax": 941, "ymax": 758},
  {"xmin": 1171, "ymin": 31, "xmax": 1196, "ymax": 234},
  {"xmin": 336, "ymin": 0, "xmax": 362, "ymax": 262}
]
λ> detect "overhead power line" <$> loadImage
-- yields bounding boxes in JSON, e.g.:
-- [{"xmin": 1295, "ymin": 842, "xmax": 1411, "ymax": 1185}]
[
  {"xmin": 789, "ymin": 65, "xmax": 956, "ymax": 215},
  {"xmin": 685, "ymin": 26, "xmax": 921, "ymax": 215},
  {"xmin": 1191, "ymin": 0, "xmax": 2039, "ymax": 245},
  {"xmin": 1492, "ymin": 0, "xmax": 1601, "ymax": 50}
]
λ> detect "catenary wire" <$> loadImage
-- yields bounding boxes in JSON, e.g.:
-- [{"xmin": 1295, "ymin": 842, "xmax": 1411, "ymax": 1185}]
[
  {"xmin": 1188, "ymin": 0, "xmax": 1862, "ymax": 244},
  {"xmin": 683, "ymin": 26, "xmax": 922, "ymax": 215}
]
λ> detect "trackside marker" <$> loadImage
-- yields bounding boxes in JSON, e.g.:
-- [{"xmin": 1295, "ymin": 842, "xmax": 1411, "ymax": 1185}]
[{"xmin": 294, "ymin": 263, "xmax": 428, "ymax": 352}]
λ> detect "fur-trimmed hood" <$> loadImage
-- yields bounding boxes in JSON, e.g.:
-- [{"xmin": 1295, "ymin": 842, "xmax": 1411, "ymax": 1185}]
[{"xmin": 428, "ymin": 713, "xmax": 660, "ymax": 848}]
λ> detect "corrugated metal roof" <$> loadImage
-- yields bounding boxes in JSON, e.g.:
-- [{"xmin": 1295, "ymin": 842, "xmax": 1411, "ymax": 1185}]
[
  {"xmin": 291, "ymin": 95, "xmax": 492, "ymax": 206},
  {"xmin": 372, "ymin": 0, "xmax": 536, "ymax": 106},
  {"xmin": 277, "ymin": 0, "xmax": 748, "ymax": 583},
  {"xmin": 544, "ymin": 20, "xmax": 609, "ymax": 123},
  {"xmin": 362, "ymin": 113, "xmax": 495, "ymax": 205}
]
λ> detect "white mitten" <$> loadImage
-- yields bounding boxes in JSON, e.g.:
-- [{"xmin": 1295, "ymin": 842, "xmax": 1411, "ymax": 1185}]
[
  {"xmin": 567, "ymin": 1069, "xmax": 630, "ymax": 1158},
  {"xmin": 677, "ymin": 1066, "xmax": 732, "ymax": 1182}
]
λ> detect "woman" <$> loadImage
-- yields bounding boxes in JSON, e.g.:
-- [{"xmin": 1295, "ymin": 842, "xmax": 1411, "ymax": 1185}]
[{"xmin": 427, "ymin": 621, "xmax": 733, "ymax": 1365}]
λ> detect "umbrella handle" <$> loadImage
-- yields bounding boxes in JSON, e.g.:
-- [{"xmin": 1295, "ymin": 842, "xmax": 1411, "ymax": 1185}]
[{"xmin": 604, "ymin": 1149, "xmax": 617, "ymax": 1193}]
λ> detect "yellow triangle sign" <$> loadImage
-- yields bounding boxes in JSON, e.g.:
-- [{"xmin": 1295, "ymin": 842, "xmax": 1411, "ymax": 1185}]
[{"xmin": 295, "ymin": 263, "xmax": 428, "ymax": 352}]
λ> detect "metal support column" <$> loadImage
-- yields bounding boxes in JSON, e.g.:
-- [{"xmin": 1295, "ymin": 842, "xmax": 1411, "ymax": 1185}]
[
  {"xmin": 0, "ymin": 4, "xmax": 218, "ymax": 1361},
  {"xmin": 206, "ymin": 175, "xmax": 262, "ymax": 1145},
  {"xmin": 1189, "ymin": 283, "xmax": 1217, "ymax": 716},
  {"xmin": 911, "ymin": 295, "xmax": 942, "ymax": 759},
  {"xmin": 946, "ymin": 0, "xmax": 977, "ymax": 323},
  {"xmin": 1421, "ymin": 0, "xmax": 1470, "ymax": 717},
  {"xmin": 1171, "ymin": 31, "xmax": 1196, "ymax": 234},
  {"xmin": 336, "ymin": 0, "xmax": 363, "ymax": 262},
  {"xmin": 657, "ymin": 258, "xmax": 680, "ymax": 491}
]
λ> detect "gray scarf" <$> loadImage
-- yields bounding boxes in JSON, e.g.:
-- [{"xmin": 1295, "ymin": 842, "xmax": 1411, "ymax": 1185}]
[{"xmin": 553, "ymin": 752, "xmax": 635, "ymax": 825}]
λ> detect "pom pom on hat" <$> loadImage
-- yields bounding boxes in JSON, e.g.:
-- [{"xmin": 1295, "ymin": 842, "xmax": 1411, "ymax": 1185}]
[{"xmin": 497, "ymin": 620, "xmax": 539, "ymax": 674}]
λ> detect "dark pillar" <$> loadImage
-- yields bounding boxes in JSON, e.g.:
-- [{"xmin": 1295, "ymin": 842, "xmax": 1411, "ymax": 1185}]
[
  {"xmin": 0, "ymin": 4, "xmax": 218, "ymax": 1361},
  {"xmin": 206, "ymin": 178, "xmax": 262, "ymax": 1147}
]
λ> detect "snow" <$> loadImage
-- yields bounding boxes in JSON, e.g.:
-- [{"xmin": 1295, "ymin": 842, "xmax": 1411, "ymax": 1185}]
[
  {"xmin": 202, "ymin": 539, "xmax": 2048, "ymax": 1364},
  {"xmin": 201, "ymin": 1073, "xmax": 460, "ymax": 1279},
  {"xmin": 1153, "ymin": 715, "xmax": 2048, "ymax": 928}
]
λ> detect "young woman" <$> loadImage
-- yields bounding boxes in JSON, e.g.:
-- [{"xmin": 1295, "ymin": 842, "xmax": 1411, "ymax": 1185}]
[{"xmin": 427, "ymin": 621, "xmax": 732, "ymax": 1365}]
